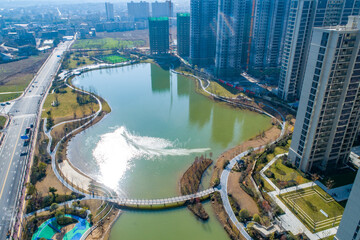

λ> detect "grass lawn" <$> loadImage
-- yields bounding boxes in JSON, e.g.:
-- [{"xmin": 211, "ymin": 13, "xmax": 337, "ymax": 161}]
[
  {"xmin": 207, "ymin": 81, "xmax": 243, "ymax": 98},
  {"xmin": 320, "ymin": 235, "xmax": 335, "ymax": 240},
  {"xmin": 0, "ymin": 53, "xmax": 49, "ymax": 93},
  {"xmin": 42, "ymin": 87, "xmax": 99, "ymax": 123},
  {"xmin": 100, "ymin": 55, "xmax": 129, "ymax": 64},
  {"xmin": 72, "ymin": 38, "xmax": 144, "ymax": 50},
  {"xmin": 265, "ymin": 140, "xmax": 291, "ymax": 162},
  {"xmin": 0, "ymin": 116, "xmax": 7, "ymax": 129},
  {"xmin": 63, "ymin": 55, "xmax": 95, "ymax": 70},
  {"xmin": 0, "ymin": 92, "xmax": 21, "ymax": 102},
  {"xmin": 261, "ymin": 176, "xmax": 275, "ymax": 192},
  {"xmin": 280, "ymin": 186, "xmax": 344, "ymax": 232},
  {"xmin": 269, "ymin": 159, "xmax": 310, "ymax": 187}
]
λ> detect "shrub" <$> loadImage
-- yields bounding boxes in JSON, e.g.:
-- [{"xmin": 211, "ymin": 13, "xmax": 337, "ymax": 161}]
[
  {"xmin": 50, "ymin": 203, "xmax": 59, "ymax": 212},
  {"xmin": 223, "ymin": 160, "xmax": 230, "ymax": 169},
  {"xmin": 258, "ymin": 154, "xmax": 267, "ymax": 164},
  {"xmin": 239, "ymin": 209, "xmax": 249, "ymax": 222},
  {"xmin": 240, "ymin": 183, "xmax": 255, "ymax": 198},
  {"xmin": 42, "ymin": 196, "xmax": 53, "ymax": 208},
  {"xmin": 264, "ymin": 170, "xmax": 275, "ymax": 178},
  {"xmin": 213, "ymin": 178, "xmax": 220, "ymax": 187},
  {"xmin": 57, "ymin": 216, "xmax": 77, "ymax": 226},
  {"xmin": 211, "ymin": 192, "xmax": 222, "ymax": 204},
  {"xmin": 252, "ymin": 214, "xmax": 261, "ymax": 223},
  {"xmin": 275, "ymin": 167, "xmax": 286, "ymax": 176}
]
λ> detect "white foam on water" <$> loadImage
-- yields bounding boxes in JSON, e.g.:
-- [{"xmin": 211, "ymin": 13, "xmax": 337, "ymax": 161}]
[{"xmin": 93, "ymin": 126, "xmax": 210, "ymax": 189}]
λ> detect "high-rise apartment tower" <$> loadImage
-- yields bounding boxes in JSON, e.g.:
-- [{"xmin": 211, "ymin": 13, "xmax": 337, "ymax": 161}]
[
  {"xmin": 149, "ymin": 17, "xmax": 169, "ymax": 55},
  {"xmin": 105, "ymin": 2, "xmax": 114, "ymax": 22},
  {"xmin": 288, "ymin": 16, "xmax": 360, "ymax": 172},
  {"xmin": 335, "ymin": 168, "xmax": 360, "ymax": 240},
  {"xmin": 190, "ymin": 0, "xmax": 218, "ymax": 67},
  {"xmin": 177, "ymin": 13, "xmax": 190, "ymax": 58},
  {"xmin": 278, "ymin": 0, "xmax": 360, "ymax": 102},
  {"xmin": 152, "ymin": 1, "xmax": 174, "ymax": 18},
  {"xmin": 215, "ymin": 0, "xmax": 252, "ymax": 78},
  {"xmin": 250, "ymin": 0, "xmax": 290, "ymax": 69},
  {"xmin": 127, "ymin": 1, "xmax": 150, "ymax": 20}
]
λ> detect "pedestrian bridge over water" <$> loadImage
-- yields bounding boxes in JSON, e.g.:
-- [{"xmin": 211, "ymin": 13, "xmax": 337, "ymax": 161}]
[{"xmin": 99, "ymin": 188, "xmax": 216, "ymax": 209}]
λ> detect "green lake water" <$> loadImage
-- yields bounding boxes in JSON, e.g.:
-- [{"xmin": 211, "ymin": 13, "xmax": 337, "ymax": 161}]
[{"xmin": 68, "ymin": 63, "xmax": 271, "ymax": 240}]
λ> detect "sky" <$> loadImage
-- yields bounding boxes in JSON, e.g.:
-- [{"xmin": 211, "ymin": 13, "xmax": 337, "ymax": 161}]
[{"xmin": 0, "ymin": 0, "xmax": 190, "ymax": 8}]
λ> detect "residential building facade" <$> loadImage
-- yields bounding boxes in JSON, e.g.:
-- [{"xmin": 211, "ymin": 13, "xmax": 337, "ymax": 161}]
[
  {"xmin": 149, "ymin": 17, "xmax": 169, "ymax": 55},
  {"xmin": 264, "ymin": 0, "xmax": 290, "ymax": 68},
  {"xmin": 152, "ymin": 1, "xmax": 174, "ymax": 18},
  {"xmin": 215, "ymin": 0, "xmax": 251, "ymax": 78},
  {"xmin": 105, "ymin": 2, "xmax": 114, "ymax": 22},
  {"xmin": 278, "ymin": 0, "xmax": 360, "ymax": 102},
  {"xmin": 250, "ymin": 0, "xmax": 272, "ymax": 69},
  {"xmin": 127, "ymin": 1, "xmax": 150, "ymax": 20},
  {"xmin": 335, "ymin": 168, "xmax": 360, "ymax": 240},
  {"xmin": 177, "ymin": 13, "xmax": 190, "ymax": 58},
  {"xmin": 190, "ymin": 0, "xmax": 218, "ymax": 67},
  {"xmin": 288, "ymin": 16, "xmax": 360, "ymax": 173}
]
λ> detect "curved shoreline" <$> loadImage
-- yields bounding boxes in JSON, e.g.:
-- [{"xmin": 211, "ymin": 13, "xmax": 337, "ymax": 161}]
[{"xmin": 47, "ymin": 61, "xmax": 285, "ymax": 240}]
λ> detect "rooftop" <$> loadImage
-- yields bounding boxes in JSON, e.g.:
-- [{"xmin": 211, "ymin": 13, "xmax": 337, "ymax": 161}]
[
  {"xmin": 177, "ymin": 13, "xmax": 190, "ymax": 17},
  {"xmin": 148, "ymin": 17, "xmax": 169, "ymax": 21}
]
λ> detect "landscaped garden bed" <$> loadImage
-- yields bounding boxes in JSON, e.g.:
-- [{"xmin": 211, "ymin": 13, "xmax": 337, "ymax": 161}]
[{"xmin": 279, "ymin": 186, "xmax": 344, "ymax": 232}]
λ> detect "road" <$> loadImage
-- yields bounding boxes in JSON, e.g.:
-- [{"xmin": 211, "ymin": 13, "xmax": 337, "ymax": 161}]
[{"xmin": 0, "ymin": 41, "xmax": 72, "ymax": 239}]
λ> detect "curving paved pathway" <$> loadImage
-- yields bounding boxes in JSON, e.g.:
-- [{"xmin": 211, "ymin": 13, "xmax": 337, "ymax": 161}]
[
  {"xmin": 43, "ymin": 69, "xmax": 215, "ymax": 210},
  {"xmin": 172, "ymin": 68, "xmax": 286, "ymax": 240},
  {"xmin": 41, "ymin": 64, "xmax": 286, "ymax": 239}
]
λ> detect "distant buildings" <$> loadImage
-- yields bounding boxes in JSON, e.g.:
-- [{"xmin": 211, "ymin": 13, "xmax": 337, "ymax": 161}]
[
  {"xmin": 336, "ymin": 168, "xmax": 360, "ymax": 240},
  {"xmin": 189, "ymin": 0, "xmax": 218, "ymax": 67},
  {"xmin": 127, "ymin": 1, "xmax": 150, "ymax": 20},
  {"xmin": 250, "ymin": 0, "xmax": 289, "ymax": 70},
  {"xmin": 214, "ymin": 0, "xmax": 251, "ymax": 78},
  {"xmin": 105, "ymin": 2, "xmax": 114, "ymax": 22},
  {"xmin": 288, "ymin": 16, "xmax": 360, "ymax": 173},
  {"xmin": 149, "ymin": 17, "xmax": 169, "ymax": 55},
  {"xmin": 278, "ymin": 0, "xmax": 360, "ymax": 102},
  {"xmin": 152, "ymin": 1, "xmax": 174, "ymax": 18},
  {"xmin": 177, "ymin": 13, "xmax": 190, "ymax": 58}
]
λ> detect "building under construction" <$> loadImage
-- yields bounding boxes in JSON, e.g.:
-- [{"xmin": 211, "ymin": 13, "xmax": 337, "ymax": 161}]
[{"xmin": 149, "ymin": 17, "xmax": 169, "ymax": 55}]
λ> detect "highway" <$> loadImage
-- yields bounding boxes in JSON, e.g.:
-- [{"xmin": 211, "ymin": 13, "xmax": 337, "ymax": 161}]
[{"xmin": 0, "ymin": 41, "xmax": 72, "ymax": 239}]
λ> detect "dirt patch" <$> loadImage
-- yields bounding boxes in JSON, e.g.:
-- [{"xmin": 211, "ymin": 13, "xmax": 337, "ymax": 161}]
[
  {"xmin": 211, "ymin": 125, "xmax": 281, "ymax": 185},
  {"xmin": 228, "ymin": 172, "xmax": 259, "ymax": 216},
  {"xmin": 0, "ymin": 53, "xmax": 49, "ymax": 92},
  {"xmin": 210, "ymin": 125, "xmax": 281, "ymax": 240},
  {"xmin": 211, "ymin": 192, "xmax": 245, "ymax": 240},
  {"xmin": 35, "ymin": 165, "xmax": 70, "ymax": 196},
  {"xmin": 86, "ymin": 208, "xmax": 121, "ymax": 240}
]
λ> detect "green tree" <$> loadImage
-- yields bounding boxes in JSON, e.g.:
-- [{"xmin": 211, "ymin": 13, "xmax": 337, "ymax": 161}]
[
  {"xmin": 49, "ymin": 187, "xmax": 58, "ymax": 201},
  {"xmin": 239, "ymin": 209, "xmax": 249, "ymax": 222},
  {"xmin": 50, "ymin": 203, "xmax": 59, "ymax": 212},
  {"xmin": 88, "ymin": 213, "xmax": 93, "ymax": 225},
  {"xmin": 252, "ymin": 214, "xmax": 261, "ymax": 223},
  {"xmin": 213, "ymin": 178, "xmax": 220, "ymax": 187}
]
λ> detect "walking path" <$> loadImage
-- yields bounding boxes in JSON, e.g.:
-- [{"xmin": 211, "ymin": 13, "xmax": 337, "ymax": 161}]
[
  {"xmin": 38, "ymin": 63, "xmax": 289, "ymax": 239},
  {"xmin": 261, "ymin": 153, "xmax": 340, "ymax": 240},
  {"xmin": 42, "ymin": 68, "xmax": 215, "ymax": 211},
  {"xmin": 172, "ymin": 68, "xmax": 288, "ymax": 240},
  {"xmin": 110, "ymin": 188, "xmax": 215, "ymax": 207}
]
